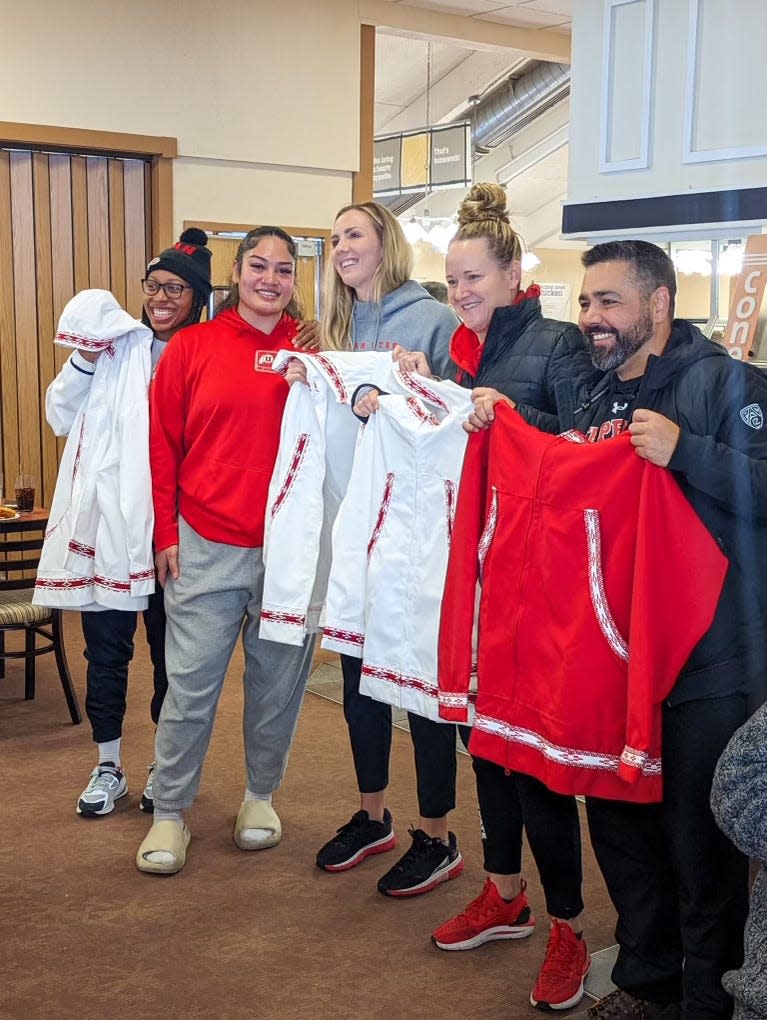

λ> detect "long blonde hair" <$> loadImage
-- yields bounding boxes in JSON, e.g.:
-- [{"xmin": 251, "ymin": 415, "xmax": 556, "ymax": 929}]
[
  {"xmin": 321, "ymin": 202, "xmax": 413, "ymax": 351},
  {"xmin": 451, "ymin": 183, "xmax": 522, "ymax": 269}
]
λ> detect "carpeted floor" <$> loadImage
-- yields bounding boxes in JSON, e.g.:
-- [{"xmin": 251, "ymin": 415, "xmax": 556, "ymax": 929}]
[{"xmin": 0, "ymin": 614, "xmax": 616, "ymax": 1020}]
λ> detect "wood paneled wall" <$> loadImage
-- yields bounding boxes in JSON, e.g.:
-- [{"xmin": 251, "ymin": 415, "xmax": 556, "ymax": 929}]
[{"xmin": 0, "ymin": 149, "xmax": 152, "ymax": 508}]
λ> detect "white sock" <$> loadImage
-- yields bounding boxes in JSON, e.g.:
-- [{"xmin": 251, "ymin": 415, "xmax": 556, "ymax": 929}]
[
  {"xmin": 241, "ymin": 791, "xmax": 275, "ymax": 840},
  {"xmin": 153, "ymin": 809, "xmax": 183, "ymax": 824},
  {"xmin": 144, "ymin": 810, "xmax": 184, "ymax": 865},
  {"xmin": 98, "ymin": 739, "xmax": 121, "ymax": 767},
  {"xmin": 244, "ymin": 789, "xmax": 272, "ymax": 803}
]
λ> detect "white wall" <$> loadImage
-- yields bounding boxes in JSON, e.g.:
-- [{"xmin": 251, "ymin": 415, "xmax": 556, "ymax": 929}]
[
  {"xmin": 568, "ymin": 0, "xmax": 767, "ymax": 205},
  {"xmin": 0, "ymin": 0, "xmax": 361, "ymax": 230}
]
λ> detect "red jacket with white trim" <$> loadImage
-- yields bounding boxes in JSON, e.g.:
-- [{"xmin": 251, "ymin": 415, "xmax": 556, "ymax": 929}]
[{"xmin": 438, "ymin": 404, "xmax": 728, "ymax": 803}]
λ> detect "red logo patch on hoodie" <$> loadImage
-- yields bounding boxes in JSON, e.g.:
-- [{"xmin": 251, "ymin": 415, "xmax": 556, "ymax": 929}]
[{"xmin": 255, "ymin": 351, "xmax": 276, "ymax": 372}]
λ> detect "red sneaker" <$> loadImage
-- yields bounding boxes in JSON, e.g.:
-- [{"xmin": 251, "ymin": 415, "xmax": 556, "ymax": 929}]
[
  {"xmin": 530, "ymin": 920, "xmax": 590, "ymax": 1011},
  {"xmin": 432, "ymin": 877, "xmax": 536, "ymax": 951}
]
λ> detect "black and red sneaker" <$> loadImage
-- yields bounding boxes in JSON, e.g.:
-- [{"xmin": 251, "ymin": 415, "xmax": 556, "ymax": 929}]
[
  {"xmin": 377, "ymin": 828, "xmax": 464, "ymax": 897},
  {"xmin": 316, "ymin": 809, "xmax": 398, "ymax": 872}
]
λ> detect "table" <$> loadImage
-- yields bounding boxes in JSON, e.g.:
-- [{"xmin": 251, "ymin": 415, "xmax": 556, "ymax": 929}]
[{"xmin": 0, "ymin": 507, "xmax": 49, "ymax": 530}]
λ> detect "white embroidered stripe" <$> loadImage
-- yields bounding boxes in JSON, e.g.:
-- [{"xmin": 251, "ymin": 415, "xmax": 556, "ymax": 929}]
[
  {"xmin": 620, "ymin": 746, "xmax": 651, "ymax": 768},
  {"xmin": 438, "ymin": 691, "xmax": 470, "ymax": 709},
  {"xmin": 559, "ymin": 429, "xmax": 587, "ymax": 444},
  {"xmin": 478, "ymin": 487, "xmax": 498, "ymax": 578},
  {"xmin": 584, "ymin": 509, "xmax": 629, "ymax": 662},
  {"xmin": 474, "ymin": 713, "xmax": 662, "ymax": 775}
]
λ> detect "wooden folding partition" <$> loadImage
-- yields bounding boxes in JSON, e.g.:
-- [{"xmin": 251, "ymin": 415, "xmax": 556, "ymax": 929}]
[{"xmin": 0, "ymin": 123, "xmax": 175, "ymax": 510}]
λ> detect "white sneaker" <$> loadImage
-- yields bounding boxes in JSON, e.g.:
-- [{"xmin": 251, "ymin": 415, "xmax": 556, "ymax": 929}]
[
  {"xmin": 139, "ymin": 761, "xmax": 155, "ymax": 813},
  {"xmin": 76, "ymin": 763, "xmax": 128, "ymax": 817}
]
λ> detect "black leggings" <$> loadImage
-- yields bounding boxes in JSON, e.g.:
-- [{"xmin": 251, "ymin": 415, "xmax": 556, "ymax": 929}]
[
  {"xmin": 341, "ymin": 652, "xmax": 468, "ymax": 818},
  {"xmin": 473, "ymin": 756, "xmax": 584, "ymax": 919},
  {"xmin": 81, "ymin": 586, "xmax": 168, "ymax": 743}
]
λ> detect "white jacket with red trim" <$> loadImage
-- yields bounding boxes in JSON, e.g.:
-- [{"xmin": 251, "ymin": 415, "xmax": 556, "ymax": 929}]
[
  {"xmin": 260, "ymin": 350, "xmax": 410, "ymax": 645},
  {"xmin": 33, "ymin": 290, "xmax": 155, "ymax": 612},
  {"xmin": 438, "ymin": 404, "xmax": 728, "ymax": 802},
  {"xmin": 322, "ymin": 379, "xmax": 474, "ymax": 721}
]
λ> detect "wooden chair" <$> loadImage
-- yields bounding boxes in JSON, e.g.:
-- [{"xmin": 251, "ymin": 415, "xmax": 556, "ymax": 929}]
[{"xmin": 0, "ymin": 513, "xmax": 82, "ymax": 724}]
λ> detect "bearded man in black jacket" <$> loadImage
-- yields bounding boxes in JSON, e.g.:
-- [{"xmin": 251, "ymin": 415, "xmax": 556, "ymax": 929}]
[{"xmin": 467, "ymin": 240, "xmax": 767, "ymax": 1020}]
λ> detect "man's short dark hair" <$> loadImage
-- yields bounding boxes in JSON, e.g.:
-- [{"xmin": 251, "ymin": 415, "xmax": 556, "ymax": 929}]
[
  {"xmin": 581, "ymin": 240, "xmax": 677, "ymax": 317},
  {"xmin": 423, "ymin": 280, "xmax": 448, "ymax": 303}
]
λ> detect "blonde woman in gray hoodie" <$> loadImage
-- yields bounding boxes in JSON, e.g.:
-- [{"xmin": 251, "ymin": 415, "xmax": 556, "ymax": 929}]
[{"xmin": 287, "ymin": 200, "xmax": 464, "ymax": 900}]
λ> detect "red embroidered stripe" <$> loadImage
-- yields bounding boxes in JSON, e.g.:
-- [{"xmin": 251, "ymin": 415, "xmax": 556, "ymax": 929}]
[
  {"xmin": 260, "ymin": 609, "xmax": 306, "ymax": 627},
  {"xmin": 35, "ymin": 577, "xmax": 92, "ymax": 590},
  {"xmin": 56, "ymin": 331, "xmax": 115, "ymax": 350},
  {"xmin": 405, "ymin": 397, "xmax": 439, "ymax": 427},
  {"xmin": 444, "ymin": 479, "xmax": 456, "ymax": 545},
  {"xmin": 68, "ymin": 539, "xmax": 95, "ymax": 558},
  {"xmin": 94, "ymin": 575, "xmax": 132, "ymax": 592},
  {"xmin": 362, "ymin": 664, "xmax": 437, "ymax": 697},
  {"xmin": 399, "ymin": 370, "xmax": 448, "ymax": 413},
  {"xmin": 271, "ymin": 433, "xmax": 310, "ymax": 518},
  {"xmin": 130, "ymin": 569, "xmax": 156, "ymax": 582},
  {"xmin": 323, "ymin": 627, "xmax": 364, "ymax": 646},
  {"xmin": 314, "ymin": 354, "xmax": 348, "ymax": 403},
  {"xmin": 367, "ymin": 472, "xmax": 394, "ymax": 557}
]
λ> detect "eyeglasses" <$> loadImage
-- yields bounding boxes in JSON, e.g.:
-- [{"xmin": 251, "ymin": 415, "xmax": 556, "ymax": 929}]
[{"xmin": 141, "ymin": 279, "xmax": 193, "ymax": 299}]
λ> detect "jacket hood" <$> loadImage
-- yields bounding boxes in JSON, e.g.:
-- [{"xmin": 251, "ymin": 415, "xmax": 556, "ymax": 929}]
[
  {"xmin": 642, "ymin": 319, "xmax": 731, "ymax": 393},
  {"xmin": 55, "ymin": 289, "xmax": 151, "ymax": 351}
]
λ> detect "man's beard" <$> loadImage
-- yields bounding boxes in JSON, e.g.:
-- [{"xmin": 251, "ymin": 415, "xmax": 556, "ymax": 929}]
[{"xmin": 584, "ymin": 308, "xmax": 654, "ymax": 372}]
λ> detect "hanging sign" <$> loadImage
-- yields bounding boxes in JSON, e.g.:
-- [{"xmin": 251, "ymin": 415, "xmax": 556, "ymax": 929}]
[
  {"xmin": 721, "ymin": 234, "xmax": 767, "ymax": 361},
  {"xmin": 373, "ymin": 122, "xmax": 472, "ymax": 198}
]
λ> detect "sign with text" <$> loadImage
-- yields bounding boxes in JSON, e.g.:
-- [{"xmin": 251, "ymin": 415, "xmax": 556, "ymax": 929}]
[
  {"xmin": 373, "ymin": 123, "xmax": 471, "ymax": 198},
  {"xmin": 721, "ymin": 234, "xmax": 767, "ymax": 362},
  {"xmin": 539, "ymin": 282, "xmax": 572, "ymax": 321}
]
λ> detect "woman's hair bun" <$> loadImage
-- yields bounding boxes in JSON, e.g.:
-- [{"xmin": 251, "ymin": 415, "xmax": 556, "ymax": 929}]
[
  {"xmin": 456, "ymin": 183, "xmax": 510, "ymax": 228},
  {"xmin": 179, "ymin": 227, "xmax": 209, "ymax": 248}
]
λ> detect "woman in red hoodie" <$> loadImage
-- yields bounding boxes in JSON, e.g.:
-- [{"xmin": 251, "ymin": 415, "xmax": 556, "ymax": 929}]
[{"xmin": 136, "ymin": 226, "xmax": 316, "ymax": 875}]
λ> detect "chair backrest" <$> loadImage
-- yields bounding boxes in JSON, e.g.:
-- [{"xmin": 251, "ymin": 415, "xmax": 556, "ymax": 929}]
[{"xmin": 0, "ymin": 521, "xmax": 46, "ymax": 591}]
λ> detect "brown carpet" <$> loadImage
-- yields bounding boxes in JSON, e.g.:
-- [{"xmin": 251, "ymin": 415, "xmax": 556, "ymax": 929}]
[{"xmin": 0, "ymin": 614, "xmax": 616, "ymax": 1020}]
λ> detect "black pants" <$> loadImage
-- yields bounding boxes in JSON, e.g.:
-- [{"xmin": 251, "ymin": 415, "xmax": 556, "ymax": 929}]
[
  {"xmin": 586, "ymin": 694, "xmax": 749, "ymax": 1019},
  {"xmin": 81, "ymin": 586, "xmax": 168, "ymax": 743},
  {"xmin": 341, "ymin": 652, "xmax": 468, "ymax": 818},
  {"xmin": 472, "ymin": 756, "xmax": 584, "ymax": 918}
]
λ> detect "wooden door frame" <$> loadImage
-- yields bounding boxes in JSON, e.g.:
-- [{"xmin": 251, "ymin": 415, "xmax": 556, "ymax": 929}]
[
  {"xmin": 191, "ymin": 221, "xmax": 329, "ymax": 244},
  {"xmin": 0, "ymin": 121, "xmax": 177, "ymax": 254}
]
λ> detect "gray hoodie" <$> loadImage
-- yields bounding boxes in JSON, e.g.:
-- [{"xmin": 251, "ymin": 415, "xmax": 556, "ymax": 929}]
[
  {"xmin": 350, "ymin": 279, "xmax": 457, "ymax": 378},
  {"xmin": 711, "ymin": 704, "xmax": 767, "ymax": 1020}
]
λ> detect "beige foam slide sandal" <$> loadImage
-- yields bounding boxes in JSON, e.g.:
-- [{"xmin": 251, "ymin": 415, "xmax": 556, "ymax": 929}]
[
  {"xmin": 136, "ymin": 820, "xmax": 191, "ymax": 875},
  {"xmin": 234, "ymin": 800, "xmax": 282, "ymax": 851}
]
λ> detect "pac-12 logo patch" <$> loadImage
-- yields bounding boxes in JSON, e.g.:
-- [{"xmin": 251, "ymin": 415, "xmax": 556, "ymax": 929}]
[
  {"xmin": 740, "ymin": 403, "xmax": 764, "ymax": 429},
  {"xmin": 255, "ymin": 351, "xmax": 276, "ymax": 372}
]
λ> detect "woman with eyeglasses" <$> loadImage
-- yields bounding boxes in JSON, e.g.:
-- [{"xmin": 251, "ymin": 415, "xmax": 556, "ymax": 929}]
[
  {"xmin": 135, "ymin": 226, "xmax": 318, "ymax": 875},
  {"xmin": 44, "ymin": 229, "xmax": 213, "ymax": 820}
]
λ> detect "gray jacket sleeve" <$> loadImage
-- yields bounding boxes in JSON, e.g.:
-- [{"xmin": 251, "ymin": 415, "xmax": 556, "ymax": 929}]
[{"xmin": 711, "ymin": 702, "xmax": 767, "ymax": 863}]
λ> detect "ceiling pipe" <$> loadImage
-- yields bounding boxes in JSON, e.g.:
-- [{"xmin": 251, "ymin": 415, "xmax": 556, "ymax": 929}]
[{"xmin": 470, "ymin": 60, "xmax": 570, "ymax": 154}]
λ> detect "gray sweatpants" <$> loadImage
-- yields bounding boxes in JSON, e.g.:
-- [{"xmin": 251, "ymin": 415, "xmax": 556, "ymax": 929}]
[{"xmin": 154, "ymin": 516, "xmax": 316, "ymax": 813}]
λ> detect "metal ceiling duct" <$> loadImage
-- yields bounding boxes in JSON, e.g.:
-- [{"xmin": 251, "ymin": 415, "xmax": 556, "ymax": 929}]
[{"xmin": 471, "ymin": 61, "xmax": 570, "ymax": 153}]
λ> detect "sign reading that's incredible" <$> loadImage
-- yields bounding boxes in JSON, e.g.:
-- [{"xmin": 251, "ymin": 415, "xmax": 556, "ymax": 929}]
[{"xmin": 373, "ymin": 123, "xmax": 471, "ymax": 198}]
